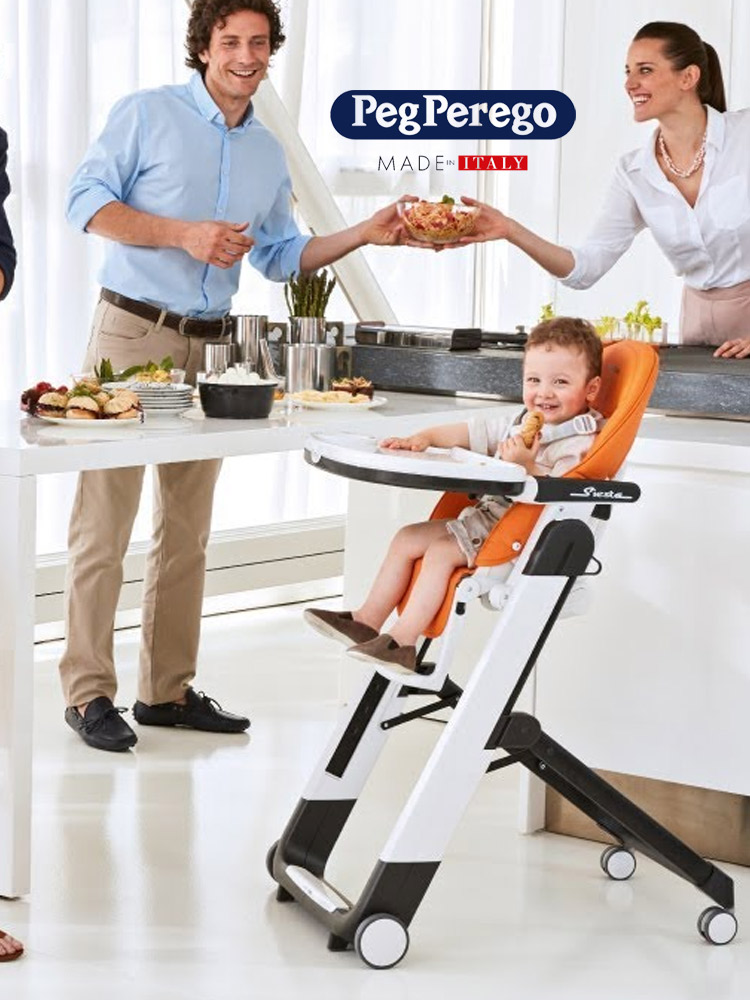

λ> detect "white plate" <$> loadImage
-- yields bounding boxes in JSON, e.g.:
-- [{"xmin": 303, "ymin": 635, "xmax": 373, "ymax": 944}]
[
  {"xmin": 102, "ymin": 382, "xmax": 191, "ymax": 395},
  {"xmin": 291, "ymin": 394, "xmax": 387, "ymax": 411},
  {"xmin": 36, "ymin": 414, "xmax": 143, "ymax": 427},
  {"xmin": 143, "ymin": 406, "xmax": 195, "ymax": 418}
]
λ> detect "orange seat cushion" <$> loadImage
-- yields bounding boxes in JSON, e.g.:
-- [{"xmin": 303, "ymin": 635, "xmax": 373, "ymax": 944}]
[{"xmin": 398, "ymin": 341, "xmax": 659, "ymax": 638}]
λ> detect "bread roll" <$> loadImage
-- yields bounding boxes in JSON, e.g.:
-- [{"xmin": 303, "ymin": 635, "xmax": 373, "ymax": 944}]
[
  {"xmin": 519, "ymin": 410, "xmax": 544, "ymax": 447},
  {"xmin": 65, "ymin": 395, "xmax": 99, "ymax": 420}
]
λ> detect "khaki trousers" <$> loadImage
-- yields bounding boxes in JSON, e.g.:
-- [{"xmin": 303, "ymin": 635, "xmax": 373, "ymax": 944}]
[
  {"xmin": 680, "ymin": 279, "xmax": 750, "ymax": 345},
  {"xmin": 59, "ymin": 296, "xmax": 231, "ymax": 707}
]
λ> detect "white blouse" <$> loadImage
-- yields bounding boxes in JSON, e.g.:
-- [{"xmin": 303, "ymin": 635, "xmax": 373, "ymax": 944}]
[{"xmin": 562, "ymin": 106, "xmax": 750, "ymax": 291}]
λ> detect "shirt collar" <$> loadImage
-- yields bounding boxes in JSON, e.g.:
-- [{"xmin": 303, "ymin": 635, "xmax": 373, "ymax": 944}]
[
  {"xmin": 627, "ymin": 104, "xmax": 723, "ymax": 175},
  {"xmin": 188, "ymin": 71, "xmax": 255, "ymax": 130},
  {"xmin": 704, "ymin": 104, "xmax": 725, "ymax": 151}
]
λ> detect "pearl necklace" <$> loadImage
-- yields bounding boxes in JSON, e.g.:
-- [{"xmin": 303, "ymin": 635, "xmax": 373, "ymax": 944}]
[{"xmin": 657, "ymin": 129, "xmax": 707, "ymax": 179}]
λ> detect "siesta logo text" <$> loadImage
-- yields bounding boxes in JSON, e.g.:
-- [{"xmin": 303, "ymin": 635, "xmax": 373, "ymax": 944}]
[
  {"xmin": 330, "ymin": 90, "xmax": 576, "ymax": 140},
  {"xmin": 569, "ymin": 486, "xmax": 636, "ymax": 501}
]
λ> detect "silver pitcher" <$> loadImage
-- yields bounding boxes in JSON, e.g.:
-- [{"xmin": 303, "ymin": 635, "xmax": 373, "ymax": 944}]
[{"xmin": 233, "ymin": 314, "xmax": 267, "ymax": 368}]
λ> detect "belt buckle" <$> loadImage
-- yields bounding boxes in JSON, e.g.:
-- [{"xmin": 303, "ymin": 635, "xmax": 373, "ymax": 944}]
[{"xmin": 178, "ymin": 316, "xmax": 190, "ymax": 337}]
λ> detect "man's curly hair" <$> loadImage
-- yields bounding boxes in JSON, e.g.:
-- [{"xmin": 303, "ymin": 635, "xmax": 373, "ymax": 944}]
[{"xmin": 185, "ymin": 0, "xmax": 286, "ymax": 72}]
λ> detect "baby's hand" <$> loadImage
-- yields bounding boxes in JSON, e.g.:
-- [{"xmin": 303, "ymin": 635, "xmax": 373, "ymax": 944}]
[
  {"xmin": 380, "ymin": 433, "xmax": 430, "ymax": 452},
  {"xmin": 498, "ymin": 433, "xmax": 540, "ymax": 472}
]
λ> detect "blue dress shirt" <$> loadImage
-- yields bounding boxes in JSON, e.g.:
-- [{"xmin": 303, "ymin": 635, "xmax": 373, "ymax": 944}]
[{"xmin": 66, "ymin": 73, "xmax": 310, "ymax": 318}]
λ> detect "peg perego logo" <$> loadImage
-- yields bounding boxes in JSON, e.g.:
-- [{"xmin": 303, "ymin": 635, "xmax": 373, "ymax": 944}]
[{"xmin": 330, "ymin": 90, "xmax": 575, "ymax": 139}]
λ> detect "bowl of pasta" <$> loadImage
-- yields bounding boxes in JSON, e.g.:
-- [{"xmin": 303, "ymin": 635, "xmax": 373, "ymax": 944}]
[{"xmin": 398, "ymin": 196, "xmax": 478, "ymax": 244}]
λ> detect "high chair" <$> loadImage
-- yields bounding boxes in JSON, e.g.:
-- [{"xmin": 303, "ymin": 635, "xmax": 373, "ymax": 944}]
[{"xmin": 267, "ymin": 341, "xmax": 737, "ymax": 968}]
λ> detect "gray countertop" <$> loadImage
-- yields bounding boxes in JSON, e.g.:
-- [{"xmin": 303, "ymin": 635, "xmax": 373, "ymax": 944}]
[{"xmin": 351, "ymin": 344, "xmax": 750, "ymax": 419}]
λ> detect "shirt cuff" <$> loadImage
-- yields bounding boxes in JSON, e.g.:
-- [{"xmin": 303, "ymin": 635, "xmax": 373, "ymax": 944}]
[
  {"xmin": 282, "ymin": 234, "xmax": 313, "ymax": 278},
  {"xmin": 558, "ymin": 246, "xmax": 588, "ymax": 289},
  {"xmin": 66, "ymin": 187, "xmax": 119, "ymax": 232}
]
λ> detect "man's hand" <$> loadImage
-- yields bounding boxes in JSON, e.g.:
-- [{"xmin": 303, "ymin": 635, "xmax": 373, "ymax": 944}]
[
  {"xmin": 498, "ymin": 433, "xmax": 541, "ymax": 473},
  {"xmin": 358, "ymin": 196, "xmax": 419, "ymax": 247},
  {"xmin": 180, "ymin": 221, "xmax": 254, "ymax": 268},
  {"xmin": 380, "ymin": 432, "xmax": 431, "ymax": 452},
  {"xmin": 714, "ymin": 338, "xmax": 750, "ymax": 359}
]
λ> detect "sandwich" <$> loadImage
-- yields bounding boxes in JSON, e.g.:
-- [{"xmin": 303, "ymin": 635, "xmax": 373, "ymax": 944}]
[
  {"xmin": 330, "ymin": 376, "xmax": 374, "ymax": 398},
  {"xmin": 36, "ymin": 391, "xmax": 68, "ymax": 418},
  {"xmin": 65, "ymin": 395, "xmax": 100, "ymax": 420},
  {"xmin": 103, "ymin": 392, "xmax": 141, "ymax": 420}
]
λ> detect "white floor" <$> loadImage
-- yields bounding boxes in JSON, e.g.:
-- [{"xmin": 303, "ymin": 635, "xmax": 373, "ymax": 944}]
[{"xmin": 1, "ymin": 602, "xmax": 747, "ymax": 999}]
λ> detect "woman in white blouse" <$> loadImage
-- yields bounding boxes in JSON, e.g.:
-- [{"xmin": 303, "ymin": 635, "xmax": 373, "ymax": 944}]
[{"xmin": 457, "ymin": 21, "xmax": 750, "ymax": 359}]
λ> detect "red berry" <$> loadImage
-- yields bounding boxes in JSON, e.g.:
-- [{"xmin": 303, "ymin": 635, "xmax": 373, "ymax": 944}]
[
  {"xmin": 57, "ymin": 385, "xmax": 68, "ymax": 394},
  {"xmin": 36, "ymin": 381, "xmax": 53, "ymax": 392}
]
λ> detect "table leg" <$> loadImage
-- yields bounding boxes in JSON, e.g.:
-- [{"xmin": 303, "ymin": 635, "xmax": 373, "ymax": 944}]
[{"xmin": 0, "ymin": 474, "xmax": 36, "ymax": 897}]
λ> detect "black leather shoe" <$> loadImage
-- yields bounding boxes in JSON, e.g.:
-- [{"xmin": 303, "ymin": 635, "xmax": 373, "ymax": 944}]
[
  {"xmin": 65, "ymin": 696, "xmax": 138, "ymax": 752},
  {"xmin": 132, "ymin": 687, "xmax": 250, "ymax": 733}
]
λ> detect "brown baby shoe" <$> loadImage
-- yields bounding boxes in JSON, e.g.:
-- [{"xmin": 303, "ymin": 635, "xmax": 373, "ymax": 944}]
[
  {"xmin": 347, "ymin": 633, "xmax": 417, "ymax": 675},
  {"xmin": 304, "ymin": 608, "xmax": 379, "ymax": 646}
]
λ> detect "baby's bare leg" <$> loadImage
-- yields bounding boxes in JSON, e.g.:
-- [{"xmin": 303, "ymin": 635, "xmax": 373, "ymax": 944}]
[
  {"xmin": 388, "ymin": 534, "xmax": 468, "ymax": 647},
  {"xmin": 355, "ymin": 520, "xmax": 453, "ymax": 632}
]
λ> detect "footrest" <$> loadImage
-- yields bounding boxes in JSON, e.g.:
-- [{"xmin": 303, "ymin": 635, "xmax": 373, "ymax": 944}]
[
  {"xmin": 376, "ymin": 664, "xmax": 445, "ymax": 692},
  {"xmin": 286, "ymin": 866, "xmax": 352, "ymax": 914}
]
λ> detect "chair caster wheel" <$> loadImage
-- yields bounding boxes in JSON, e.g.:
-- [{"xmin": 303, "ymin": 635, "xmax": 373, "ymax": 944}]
[
  {"xmin": 354, "ymin": 913, "xmax": 409, "ymax": 969},
  {"xmin": 266, "ymin": 840, "xmax": 279, "ymax": 880},
  {"xmin": 697, "ymin": 906, "xmax": 737, "ymax": 945},
  {"xmin": 600, "ymin": 845, "xmax": 636, "ymax": 880},
  {"xmin": 275, "ymin": 884, "xmax": 294, "ymax": 903}
]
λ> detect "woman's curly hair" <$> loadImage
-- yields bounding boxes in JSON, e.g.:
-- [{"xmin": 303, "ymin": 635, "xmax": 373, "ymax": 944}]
[{"xmin": 185, "ymin": 0, "xmax": 286, "ymax": 72}]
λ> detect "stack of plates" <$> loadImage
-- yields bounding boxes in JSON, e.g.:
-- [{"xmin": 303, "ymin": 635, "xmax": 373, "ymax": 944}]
[{"xmin": 127, "ymin": 383, "xmax": 194, "ymax": 416}]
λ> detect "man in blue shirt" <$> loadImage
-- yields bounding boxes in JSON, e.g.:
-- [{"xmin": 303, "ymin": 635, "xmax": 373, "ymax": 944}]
[{"xmin": 62, "ymin": 0, "xmax": 405, "ymax": 752}]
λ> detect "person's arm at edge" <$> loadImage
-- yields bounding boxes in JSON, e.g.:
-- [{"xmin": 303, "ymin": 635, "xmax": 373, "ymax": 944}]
[{"xmin": 0, "ymin": 128, "xmax": 15, "ymax": 300}]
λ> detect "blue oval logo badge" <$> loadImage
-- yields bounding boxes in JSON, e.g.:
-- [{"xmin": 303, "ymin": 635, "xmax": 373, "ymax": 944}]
[{"xmin": 331, "ymin": 90, "xmax": 575, "ymax": 140}]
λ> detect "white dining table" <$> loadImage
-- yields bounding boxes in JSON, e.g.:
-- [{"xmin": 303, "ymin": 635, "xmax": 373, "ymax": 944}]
[{"xmin": 0, "ymin": 391, "xmax": 503, "ymax": 898}]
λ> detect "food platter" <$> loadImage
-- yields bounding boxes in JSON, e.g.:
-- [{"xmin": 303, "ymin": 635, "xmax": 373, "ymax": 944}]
[
  {"xmin": 291, "ymin": 394, "xmax": 387, "ymax": 411},
  {"xmin": 36, "ymin": 414, "xmax": 143, "ymax": 427}
]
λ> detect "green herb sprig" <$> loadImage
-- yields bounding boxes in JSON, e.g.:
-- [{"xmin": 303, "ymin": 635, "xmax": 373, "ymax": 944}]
[{"xmin": 94, "ymin": 356, "xmax": 173, "ymax": 381}]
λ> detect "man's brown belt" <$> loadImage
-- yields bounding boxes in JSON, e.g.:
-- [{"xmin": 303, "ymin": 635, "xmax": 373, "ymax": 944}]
[{"xmin": 100, "ymin": 289, "xmax": 231, "ymax": 338}]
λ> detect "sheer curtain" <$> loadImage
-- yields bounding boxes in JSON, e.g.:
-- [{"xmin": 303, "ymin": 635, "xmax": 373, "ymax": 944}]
[{"xmin": 0, "ymin": 0, "xmax": 189, "ymax": 396}]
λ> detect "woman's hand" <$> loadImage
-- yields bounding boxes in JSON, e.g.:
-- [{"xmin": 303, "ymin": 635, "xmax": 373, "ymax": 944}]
[
  {"xmin": 401, "ymin": 196, "xmax": 518, "ymax": 253},
  {"xmin": 497, "ymin": 433, "xmax": 541, "ymax": 473},
  {"xmin": 380, "ymin": 433, "xmax": 431, "ymax": 452},
  {"xmin": 714, "ymin": 338, "xmax": 750, "ymax": 359}
]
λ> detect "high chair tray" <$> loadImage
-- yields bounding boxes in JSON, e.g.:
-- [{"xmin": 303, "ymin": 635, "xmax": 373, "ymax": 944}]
[{"xmin": 304, "ymin": 432, "xmax": 526, "ymax": 495}]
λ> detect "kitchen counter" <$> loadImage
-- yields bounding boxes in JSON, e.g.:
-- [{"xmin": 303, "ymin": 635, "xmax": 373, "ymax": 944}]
[{"xmin": 352, "ymin": 344, "xmax": 750, "ymax": 419}]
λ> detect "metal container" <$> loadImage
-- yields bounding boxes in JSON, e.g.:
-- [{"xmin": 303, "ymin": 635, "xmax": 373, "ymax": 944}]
[
  {"xmin": 289, "ymin": 316, "xmax": 326, "ymax": 345},
  {"xmin": 282, "ymin": 344, "xmax": 342, "ymax": 393},
  {"xmin": 233, "ymin": 315, "xmax": 267, "ymax": 367},
  {"xmin": 202, "ymin": 341, "xmax": 234, "ymax": 376},
  {"xmin": 354, "ymin": 323, "xmax": 482, "ymax": 351}
]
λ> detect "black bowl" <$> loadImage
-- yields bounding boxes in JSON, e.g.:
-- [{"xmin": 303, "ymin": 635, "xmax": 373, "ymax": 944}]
[{"xmin": 199, "ymin": 381, "xmax": 276, "ymax": 419}]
